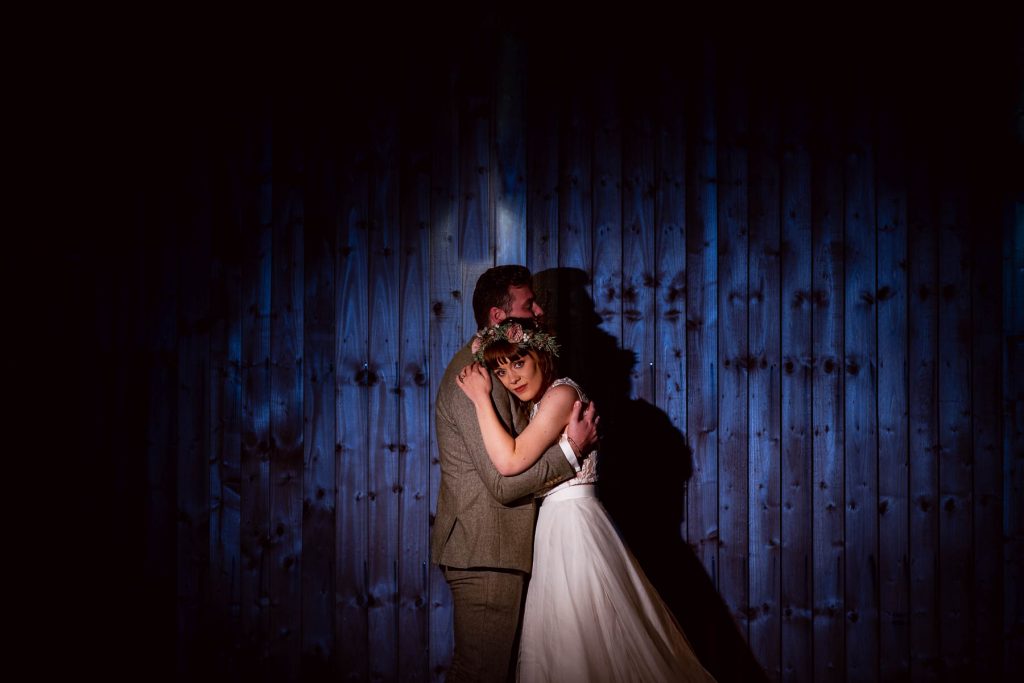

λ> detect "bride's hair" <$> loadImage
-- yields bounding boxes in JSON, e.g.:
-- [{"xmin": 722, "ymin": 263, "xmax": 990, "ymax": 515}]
[{"xmin": 481, "ymin": 340, "xmax": 556, "ymax": 389}]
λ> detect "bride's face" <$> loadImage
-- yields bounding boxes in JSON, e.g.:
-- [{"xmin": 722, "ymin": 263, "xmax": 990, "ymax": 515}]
[{"xmin": 493, "ymin": 352, "xmax": 543, "ymax": 402}]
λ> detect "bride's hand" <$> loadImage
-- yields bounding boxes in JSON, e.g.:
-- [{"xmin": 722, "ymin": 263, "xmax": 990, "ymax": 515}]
[{"xmin": 456, "ymin": 362, "xmax": 491, "ymax": 403}]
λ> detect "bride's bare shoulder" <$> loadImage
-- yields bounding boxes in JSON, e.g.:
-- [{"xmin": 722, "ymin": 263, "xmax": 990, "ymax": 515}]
[{"xmin": 535, "ymin": 383, "xmax": 577, "ymax": 415}]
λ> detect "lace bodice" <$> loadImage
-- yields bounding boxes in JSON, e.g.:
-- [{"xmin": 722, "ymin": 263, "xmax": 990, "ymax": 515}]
[{"xmin": 530, "ymin": 377, "xmax": 598, "ymax": 497}]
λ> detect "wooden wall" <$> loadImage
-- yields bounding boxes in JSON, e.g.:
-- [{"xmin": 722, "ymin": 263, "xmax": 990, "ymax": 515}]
[{"xmin": 89, "ymin": 13, "xmax": 1022, "ymax": 682}]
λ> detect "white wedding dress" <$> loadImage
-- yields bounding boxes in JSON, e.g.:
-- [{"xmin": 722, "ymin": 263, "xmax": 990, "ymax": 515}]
[{"xmin": 517, "ymin": 378, "xmax": 716, "ymax": 683}]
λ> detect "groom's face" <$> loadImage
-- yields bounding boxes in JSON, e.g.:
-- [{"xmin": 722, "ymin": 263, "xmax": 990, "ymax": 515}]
[{"xmin": 505, "ymin": 285, "xmax": 544, "ymax": 321}]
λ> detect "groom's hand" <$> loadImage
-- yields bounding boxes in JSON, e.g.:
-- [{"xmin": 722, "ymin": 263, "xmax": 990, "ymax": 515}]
[{"xmin": 566, "ymin": 400, "xmax": 600, "ymax": 457}]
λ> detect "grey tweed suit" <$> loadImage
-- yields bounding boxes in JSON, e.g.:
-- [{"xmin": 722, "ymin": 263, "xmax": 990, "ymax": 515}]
[{"xmin": 431, "ymin": 340, "xmax": 576, "ymax": 681}]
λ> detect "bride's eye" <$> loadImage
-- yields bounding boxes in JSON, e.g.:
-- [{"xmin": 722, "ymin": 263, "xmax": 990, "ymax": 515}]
[
  {"xmin": 495, "ymin": 369, "xmax": 506, "ymax": 378},
  {"xmin": 513, "ymin": 360, "xmax": 525, "ymax": 369}
]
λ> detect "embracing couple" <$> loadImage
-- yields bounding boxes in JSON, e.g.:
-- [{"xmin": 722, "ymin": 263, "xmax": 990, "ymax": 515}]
[{"xmin": 431, "ymin": 265, "xmax": 715, "ymax": 682}]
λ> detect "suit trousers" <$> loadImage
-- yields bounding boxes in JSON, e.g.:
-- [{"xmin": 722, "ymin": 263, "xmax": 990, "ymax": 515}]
[{"xmin": 443, "ymin": 566, "xmax": 527, "ymax": 683}]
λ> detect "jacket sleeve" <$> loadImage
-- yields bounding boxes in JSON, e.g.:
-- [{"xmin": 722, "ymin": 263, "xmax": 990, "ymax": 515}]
[{"xmin": 437, "ymin": 371, "xmax": 575, "ymax": 505}]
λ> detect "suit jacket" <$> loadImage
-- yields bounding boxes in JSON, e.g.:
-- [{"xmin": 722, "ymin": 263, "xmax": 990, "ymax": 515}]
[{"xmin": 430, "ymin": 340, "xmax": 576, "ymax": 573}]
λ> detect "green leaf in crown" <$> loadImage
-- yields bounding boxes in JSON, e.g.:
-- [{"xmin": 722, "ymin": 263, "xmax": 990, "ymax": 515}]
[{"xmin": 471, "ymin": 319, "xmax": 560, "ymax": 363}]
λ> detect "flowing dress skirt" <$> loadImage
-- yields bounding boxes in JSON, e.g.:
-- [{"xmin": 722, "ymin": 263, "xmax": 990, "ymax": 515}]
[{"xmin": 518, "ymin": 485, "xmax": 715, "ymax": 683}]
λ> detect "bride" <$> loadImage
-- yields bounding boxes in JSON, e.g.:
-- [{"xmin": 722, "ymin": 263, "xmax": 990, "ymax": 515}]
[{"xmin": 456, "ymin": 319, "xmax": 716, "ymax": 683}]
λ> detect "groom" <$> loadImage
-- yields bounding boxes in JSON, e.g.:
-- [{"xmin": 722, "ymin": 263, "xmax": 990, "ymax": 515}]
[{"xmin": 431, "ymin": 265, "xmax": 599, "ymax": 682}]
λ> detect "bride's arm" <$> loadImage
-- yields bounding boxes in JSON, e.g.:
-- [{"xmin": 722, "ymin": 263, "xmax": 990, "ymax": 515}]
[{"xmin": 459, "ymin": 364, "xmax": 576, "ymax": 476}]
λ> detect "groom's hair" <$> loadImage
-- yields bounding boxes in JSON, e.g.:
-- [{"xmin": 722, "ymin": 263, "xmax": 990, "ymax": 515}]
[{"xmin": 472, "ymin": 265, "xmax": 533, "ymax": 328}]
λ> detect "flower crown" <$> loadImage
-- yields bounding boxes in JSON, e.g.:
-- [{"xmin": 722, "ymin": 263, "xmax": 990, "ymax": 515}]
[{"xmin": 471, "ymin": 318, "xmax": 560, "ymax": 363}]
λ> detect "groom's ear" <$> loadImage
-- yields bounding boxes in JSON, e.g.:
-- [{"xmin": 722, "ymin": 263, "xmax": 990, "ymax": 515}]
[{"xmin": 489, "ymin": 307, "xmax": 507, "ymax": 325}]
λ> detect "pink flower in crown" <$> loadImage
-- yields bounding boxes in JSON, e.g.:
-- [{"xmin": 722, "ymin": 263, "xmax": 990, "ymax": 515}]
[
  {"xmin": 505, "ymin": 323, "xmax": 524, "ymax": 344},
  {"xmin": 471, "ymin": 333, "xmax": 485, "ymax": 355}
]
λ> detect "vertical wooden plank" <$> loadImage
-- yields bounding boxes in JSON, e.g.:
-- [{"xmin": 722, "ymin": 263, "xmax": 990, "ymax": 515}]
[
  {"xmin": 1005, "ymin": 200, "xmax": 1024, "ymax": 674},
  {"xmin": 686, "ymin": 48, "xmax": 719, "ymax": 594},
  {"xmin": 622, "ymin": 77, "xmax": 655, "ymax": 403},
  {"xmin": 907, "ymin": 154, "xmax": 939, "ymax": 680},
  {"xmin": 811, "ymin": 101, "xmax": 845, "ymax": 682},
  {"xmin": 654, "ymin": 67, "xmax": 686, "ymax": 447},
  {"xmin": 240, "ymin": 107, "xmax": 273, "ymax": 671},
  {"xmin": 842, "ymin": 97, "xmax": 879, "ymax": 683},
  {"xmin": 525, "ymin": 57, "xmax": 559, "ymax": 276},
  {"xmin": 592, "ymin": 69, "xmax": 622, "ymax": 337},
  {"xmin": 367, "ymin": 99, "xmax": 401, "ymax": 682},
  {"xmin": 716, "ymin": 72, "xmax": 749, "ymax": 644},
  {"xmin": 268, "ymin": 108, "xmax": 305, "ymax": 682},
  {"xmin": 177, "ymin": 142, "xmax": 212, "ymax": 677},
  {"xmin": 971, "ymin": 191, "xmax": 1003, "ymax": 679},
  {"xmin": 780, "ymin": 94, "xmax": 813, "ymax": 683},
  {"xmin": 876, "ymin": 107, "xmax": 910, "ymax": 680},
  {"xmin": 398, "ymin": 69, "xmax": 432, "ymax": 682},
  {"xmin": 494, "ymin": 32, "xmax": 526, "ymax": 266},
  {"xmin": 748, "ymin": 84, "xmax": 781, "ymax": 681},
  {"xmin": 210, "ymin": 126, "xmax": 244, "ymax": 673},
  {"xmin": 301, "ymin": 125, "xmax": 337, "ymax": 677},
  {"xmin": 558, "ymin": 78, "xmax": 593, "ymax": 277},
  {"xmin": 337, "ymin": 126, "xmax": 370, "ymax": 680},
  {"xmin": 544, "ymin": 70, "xmax": 590, "ymax": 384},
  {"xmin": 428, "ymin": 63, "xmax": 459, "ymax": 682},
  {"xmin": 937, "ymin": 166, "xmax": 972, "ymax": 677},
  {"xmin": 459, "ymin": 66, "xmax": 493, "ymax": 333}
]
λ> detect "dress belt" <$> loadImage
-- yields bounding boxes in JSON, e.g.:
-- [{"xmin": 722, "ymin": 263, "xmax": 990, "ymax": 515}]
[{"xmin": 542, "ymin": 483, "xmax": 598, "ymax": 503}]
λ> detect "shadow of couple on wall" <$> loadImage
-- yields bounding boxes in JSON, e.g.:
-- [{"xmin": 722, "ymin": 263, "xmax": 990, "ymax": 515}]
[{"xmin": 533, "ymin": 267, "xmax": 767, "ymax": 683}]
